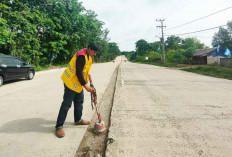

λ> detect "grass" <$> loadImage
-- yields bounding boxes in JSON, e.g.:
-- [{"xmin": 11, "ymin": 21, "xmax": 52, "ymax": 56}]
[
  {"xmin": 35, "ymin": 61, "xmax": 232, "ymax": 80},
  {"xmin": 181, "ymin": 64, "xmax": 232, "ymax": 80},
  {"xmin": 136, "ymin": 61, "xmax": 179, "ymax": 67},
  {"xmin": 33, "ymin": 60, "xmax": 107, "ymax": 72},
  {"xmin": 34, "ymin": 64, "xmax": 68, "ymax": 72},
  {"xmin": 133, "ymin": 60, "xmax": 232, "ymax": 80}
]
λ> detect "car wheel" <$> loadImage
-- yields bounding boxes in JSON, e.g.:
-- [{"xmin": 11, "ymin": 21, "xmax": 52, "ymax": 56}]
[
  {"xmin": 27, "ymin": 71, "xmax": 34, "ymax": 80},
  {"xmin": 0, "ymin": 76, "xmax": 3, "ymax": 86}
]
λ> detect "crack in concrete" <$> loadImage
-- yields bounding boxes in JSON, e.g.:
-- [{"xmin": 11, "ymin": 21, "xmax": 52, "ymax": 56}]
[{"xmin": 75, "ymin": 64, "xmax": 120, "ymax": 157}]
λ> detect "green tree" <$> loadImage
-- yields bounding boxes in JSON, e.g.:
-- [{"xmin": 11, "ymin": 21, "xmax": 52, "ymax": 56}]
[
  {"xmin": 165, "ymin": 35, "xmax": 182, "ymax": 50},
  {"xmin": 166, "ymin": 49, "xmax": 186, "ymax": 63},
  {"xmin": 181, "ymin": 38, "xmax": 204, "ymax": 50},
  {"xmin": 212, "ymin": 21, "xmax": 232, "ymax": 50},
  {"xmin": 1, "ymin": 0, "xmax": 120, "ymax": 66},
  {"xmin": 96, "ymin": 39, "xmax": 109, "ymax": 62},
  {"xmin": 135, "ymin": 39, "xmax": 150, "ymax": 56},
  {"xmin": 0, "ymin": 3, "xmax": 9, "ymax": 47},
  {"xmin": 146, "ymin": 51, "xmax": 161, "ymax": 62},
  {"xmin": 107, "ymin": 42, "xmax": 120, "ymax": 61},
  {"xmin": 149, "ymin": 41, "xmax": 161, "ymax": 52},
  {"xmin": 1, "ymin": 0, "xmax": 42, "ymax": 63}
]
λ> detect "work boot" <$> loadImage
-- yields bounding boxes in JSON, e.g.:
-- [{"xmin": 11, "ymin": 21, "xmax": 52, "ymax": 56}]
[
  {"xmin": 56, "ymin": 128, "xmax": 65, "ymax": 138},
  {"xmin": 75, "ymin": 119, "xmax": 91, "ymax": 125}
]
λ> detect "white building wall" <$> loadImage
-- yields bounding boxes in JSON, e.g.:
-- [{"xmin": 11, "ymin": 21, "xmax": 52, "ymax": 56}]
[{"xmin": 207, "ymin": 56, "xmax": 225, "ymax": 64}]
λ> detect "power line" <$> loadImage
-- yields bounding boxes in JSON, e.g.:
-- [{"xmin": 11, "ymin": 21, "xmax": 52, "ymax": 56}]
[
  {"xmin": 154, "ymin": 30, "xmax": 161, "ymax": 39},
  {"xmin": 164, "ymin": 0, "xmax": 193, "ymax": 19},
  {"xmin": 166, "ymin": 5, "xmax": 232, "ymax": 31},
  {"xmin": 161, "ymin": 0, "xmax": 187, "ymax": 19},
  {"xmin": 155, "ymin": 28, "xmax": 162, "ymax": 37},
  {"xmin": 163, "ymin": 0, "xmax": 192, "ymax": 19},
  {"xmin": 165, "ymin": 24, "xmax": 227, "ymax": 36},
  {"xmin": 188, "ymin": 36, "xmax": 213, "ymax": 38}
]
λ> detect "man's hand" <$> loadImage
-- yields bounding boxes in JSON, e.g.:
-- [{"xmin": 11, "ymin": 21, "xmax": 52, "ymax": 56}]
[
  {"xmin": 84, "ymin": 84, "xmax": 94, "ymax": 93},
  {"xmin": 89, "ymin": 74, "xmax": 93, "ymax": 84}
]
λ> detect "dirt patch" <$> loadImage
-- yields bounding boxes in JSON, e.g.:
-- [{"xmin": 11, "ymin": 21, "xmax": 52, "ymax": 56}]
[{"xmin": 75, "ymin": 64, "xmax": 120, "ymax": 157}]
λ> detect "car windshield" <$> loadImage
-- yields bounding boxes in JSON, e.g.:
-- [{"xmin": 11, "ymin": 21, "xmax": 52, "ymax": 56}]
[
  {"xmin": 1, "ymin": 57, "xmax": 15, "ymax": 65},
  {"xmin": 12, "ymin": 58, "xmax": 23, "ymax": 65}
]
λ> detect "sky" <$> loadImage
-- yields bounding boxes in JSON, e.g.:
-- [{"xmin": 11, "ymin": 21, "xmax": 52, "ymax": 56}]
[{"xmin": 79, "ymin": 0, "xmax": 232, "ymax": 51}]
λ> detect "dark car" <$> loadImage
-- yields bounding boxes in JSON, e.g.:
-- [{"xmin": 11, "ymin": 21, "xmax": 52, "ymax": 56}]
[{"xmin": 0, "ymin": 54, "xmax": 35, "ymax": 86}]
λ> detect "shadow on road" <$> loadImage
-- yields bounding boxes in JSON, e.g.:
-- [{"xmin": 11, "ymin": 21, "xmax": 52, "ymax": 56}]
[
  {"xmin": 2, "ymin": 79, "xmax": 27, "ymax": 86},
  {"xmin": 0, "ymin": 118, "xmax": 73, "ymax": 134}
]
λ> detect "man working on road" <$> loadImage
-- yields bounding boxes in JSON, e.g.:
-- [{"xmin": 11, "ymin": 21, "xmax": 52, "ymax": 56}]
[{"xmin": 55, "ymin": 42, "xmax": 101, "ymax": 138}]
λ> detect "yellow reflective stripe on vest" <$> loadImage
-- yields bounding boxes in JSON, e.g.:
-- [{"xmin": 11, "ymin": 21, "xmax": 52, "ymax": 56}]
[
  {"xmin": 68, "ymin": 64, "xmax": 74, "ymax": 73},
  {"xmin": 64, "ymin": 70, "xmax": 70, "ymax": 78},
  {"xmin": 61, "ymin": 53, "xmax": 92, "ymax": 93}
]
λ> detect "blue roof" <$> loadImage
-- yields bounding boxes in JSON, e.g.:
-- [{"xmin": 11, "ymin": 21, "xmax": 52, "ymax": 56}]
[{"xmin": 193, "ymin": 47, "xmax": 226, "ymax": 57}]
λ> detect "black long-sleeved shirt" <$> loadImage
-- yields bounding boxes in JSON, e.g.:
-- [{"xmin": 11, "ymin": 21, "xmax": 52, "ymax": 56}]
[{"xmin": 76, "ymin": 55, "xmax": 89, "ymax": 86}]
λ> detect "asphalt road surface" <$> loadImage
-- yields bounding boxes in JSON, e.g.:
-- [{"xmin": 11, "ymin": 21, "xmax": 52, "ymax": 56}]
[{"xmin": 106, "ymin": 61, "xmax": 232, "ymax": 157}]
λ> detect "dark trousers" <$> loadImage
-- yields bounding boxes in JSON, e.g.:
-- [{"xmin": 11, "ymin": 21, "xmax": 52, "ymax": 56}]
[{"xmin": 55, "ymin": 84, "xmax": 84, "ymax": 129}]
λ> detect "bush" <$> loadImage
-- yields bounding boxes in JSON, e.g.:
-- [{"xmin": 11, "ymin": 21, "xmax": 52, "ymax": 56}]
[
  {"xmin": 146, "ymin": 51, "xmax": 161, "ymax": 62},
  {"xmin": 165, "ymin": 48, "xmax": 192, "ymax": 64},
  {"xmin": 182, "ymin": 64, "xmax": 232, "ymax": 80},
  {"xmin": 135, "ymin": 56, "xmax": 145, "ymax": 62}
]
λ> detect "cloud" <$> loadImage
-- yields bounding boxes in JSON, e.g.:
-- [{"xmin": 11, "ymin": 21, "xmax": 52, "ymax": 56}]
[{"xmin": 80, "ymin": 0, "xmax": 232, "ymax": 51}]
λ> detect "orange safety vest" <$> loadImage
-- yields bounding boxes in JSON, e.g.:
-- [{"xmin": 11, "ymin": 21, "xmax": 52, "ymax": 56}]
[{"xmin": 61, "ymin": 48, "xmax": 92, "ymax": 93}]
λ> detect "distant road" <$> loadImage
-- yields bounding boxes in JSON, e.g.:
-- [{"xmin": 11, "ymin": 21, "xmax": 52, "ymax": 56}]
[{"xmin": 107, "ymin": 61, "xmax": 232, "ymax": 157}]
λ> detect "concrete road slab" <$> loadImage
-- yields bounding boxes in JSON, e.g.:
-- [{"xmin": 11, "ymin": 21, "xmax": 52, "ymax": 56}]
[
  {"xmin": 106, "ymin": 61, "xmax": 232, "ymax": 157},
  {"xmin": 0, "ymin": 58, "xmax": 121, "ymax": 157}
]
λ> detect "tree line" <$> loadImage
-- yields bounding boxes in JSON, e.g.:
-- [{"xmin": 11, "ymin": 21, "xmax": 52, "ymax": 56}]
[
  {"xmin": 0, "ymin": 0, "xmax": 121, "ymax": 66},
  {"xmin": 125, "ymin": 37, "xmax": 205, "ymax": 64},
  {"xmin": 124, "ymin": 21, "xmax": 232, "ymax": 64}
]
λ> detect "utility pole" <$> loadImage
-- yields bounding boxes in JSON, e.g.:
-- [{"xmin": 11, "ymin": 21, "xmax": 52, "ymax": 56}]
[{"xmin": 156, "ymin": 19, "xmax": 166, "ymax": 63}]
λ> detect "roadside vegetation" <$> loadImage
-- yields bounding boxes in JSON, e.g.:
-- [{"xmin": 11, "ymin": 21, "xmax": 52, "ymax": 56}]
[
  {"xmin": 122, "ymin": 21, "xmax": 232, "ymax": 80},
  {"xmin": 34, "ymin": 64, "xmax": 68, "ymax": 72},
  {"xmin": 1, "ymin": 0, "xmax": 232, "ymax": 77},
  {"xmin": 182, "ymin": 64, "xmax": 232, "ymax": 80},
  {"xmin": 0, "ymin": 0, "xmax": 121, "ymax": 70}
]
